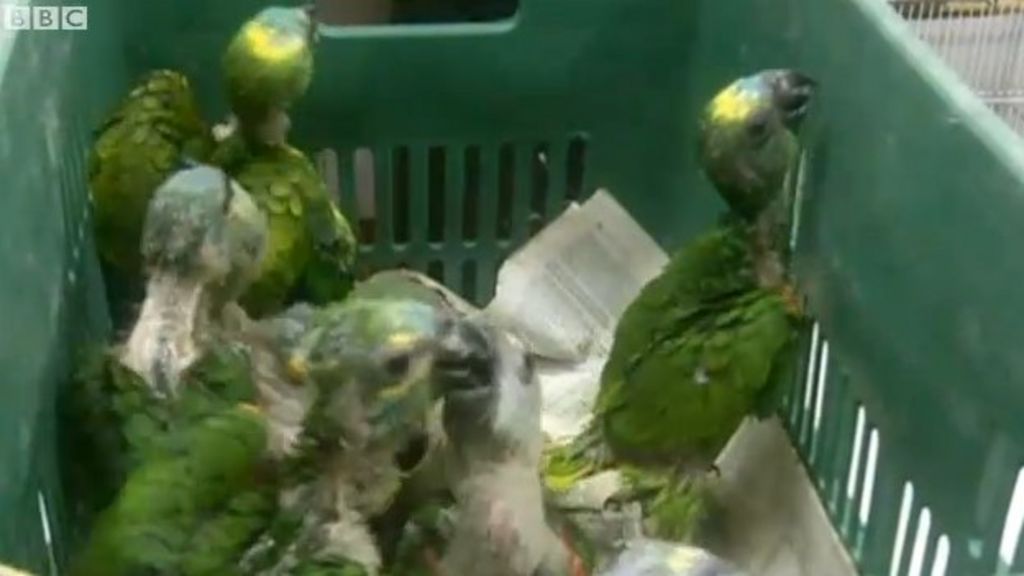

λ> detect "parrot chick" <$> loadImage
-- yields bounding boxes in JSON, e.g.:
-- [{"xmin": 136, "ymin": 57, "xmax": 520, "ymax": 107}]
[
  {"xmin": 66, "ymin": 165, "xmax": 269, "ymax": 517},
  {"xmin": 545, "ymin": 70, "xmax": 817, "ymax": 546},
  {"xmin": 240, "ymin": 299, "xmax": 465, "ymax": 575},
  {"xmin": 595, "ymin": 69, "xmax": 817, "ymax": 469},
  {"xmin": 89, "ymin": 69, "xmax": 213, "ymax": 326},
  {"xmin": 435, "ymin": 317, "xmax": 585, "ymax": 576},
  {"xmin": 222, "ymin": 5, "xmax": 317, "ymax": 148},
  {"xmin": 120, "ymin": 165, "xmax": 268, "ymax": 399}
]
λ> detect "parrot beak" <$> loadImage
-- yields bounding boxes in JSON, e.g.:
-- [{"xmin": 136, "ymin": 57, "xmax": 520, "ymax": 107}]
[
  {"xmin": 301, "ymin": 3, "xmax": 320, "ymax": 44},
  {"xmin": 286, "ymin": 353, "xmax": 309, "ymax": 383},
  {"xmin": 766, "ymin": 69, "xmax": 817, "ymax": 131},
  {"xmin": 434, "ymin": 318, "xmax": 495, "ymax": 401}
]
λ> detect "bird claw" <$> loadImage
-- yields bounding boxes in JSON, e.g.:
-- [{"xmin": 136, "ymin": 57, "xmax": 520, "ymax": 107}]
[
  {"xmin": 708, "ymin": 463, "xmax": 722, "ymax": 479},
  {"xmin": 781, "ymin": 282, "xmax": 809, "ymax": 319}
]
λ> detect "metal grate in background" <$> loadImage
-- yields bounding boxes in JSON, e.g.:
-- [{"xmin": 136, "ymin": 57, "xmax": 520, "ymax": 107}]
[{"xmin": 890, "ymin": 1, "xmax": 1024, "ymax": 136}]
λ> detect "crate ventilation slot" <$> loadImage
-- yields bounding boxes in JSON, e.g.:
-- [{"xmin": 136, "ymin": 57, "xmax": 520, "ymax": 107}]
[
  {"xmin": 999, "ymin": 467, "xmax": 1024, "ymax": 568},
  {"xmin": 317, "ymin": 135, "xmax": 589, "ymax": 304},
  {"xmin": 788, "ymin": 324, "xmax": 957, "ymax": 576}
]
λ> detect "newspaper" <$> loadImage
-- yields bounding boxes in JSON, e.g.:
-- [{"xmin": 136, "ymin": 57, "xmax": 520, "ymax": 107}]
[
  {"xmin": 482, "ymin": 189, "xmax": 669, "ymax": 445},
  {"xmin": 484, "ymin": 189, "xmax": 667, "ymax": 362}
]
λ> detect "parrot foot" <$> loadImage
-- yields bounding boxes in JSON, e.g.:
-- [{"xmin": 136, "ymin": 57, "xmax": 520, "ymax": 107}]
[{"xmin": 780, "ymin": 282, "xmax": 809, "ymax": 319}]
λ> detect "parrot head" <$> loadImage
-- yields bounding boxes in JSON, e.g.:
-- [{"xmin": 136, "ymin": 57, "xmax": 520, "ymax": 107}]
[
  {"xmin": 437, "ymin": 317, "xmax": 543, "ymax": 459},
  {"xmin": 240, "ymin": 5, "xmax": 317, "ymax": 60},
  {"xmin": 141, "ymin": 165, "xmax": 268, "ymax": 290},
  {"xmin": 287, "ymin": 299, "xmax": 463, "ymax": 454},
  {"xmin": 698, "ymin": 69, "xmax": 817, "ymax": 222}
]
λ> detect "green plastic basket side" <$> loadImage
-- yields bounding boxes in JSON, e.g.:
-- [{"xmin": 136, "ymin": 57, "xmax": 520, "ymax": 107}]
[
  {"xmin": 29, "ymin": 0, "xmax": 1024, "ymax": 574},
  {"xmin": 0, "ymin": 0, "xmax": 126, "ymax": 570}
]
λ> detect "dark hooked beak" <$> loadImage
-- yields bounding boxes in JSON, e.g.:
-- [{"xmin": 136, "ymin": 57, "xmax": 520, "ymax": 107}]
[
  {"xmin": 767, "ymin": 69, "xmax": 817, "ymax": 131},
  {"xmin": 434, "ymin": 317, "xmax": 494, "ymax": 399},
  {"xmin": 301, "ymin": 3, "xmax": 320, "ymax": 43}
]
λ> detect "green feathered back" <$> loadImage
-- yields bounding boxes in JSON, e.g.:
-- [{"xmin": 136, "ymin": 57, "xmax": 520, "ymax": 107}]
[
  {"xmin": 214, "ymin": 138, "xmax": 357, "ymax": 317},
  {"xmin": 89, "ymin": 70, "xmax": 212, "ymax": 284},
  {"xmin": 70, "ymin": 404, "xmax": 274, "ymax": 576},
  {"xmin": 597, "ymin": 222, "xmax": 798, "ymax": 467}
]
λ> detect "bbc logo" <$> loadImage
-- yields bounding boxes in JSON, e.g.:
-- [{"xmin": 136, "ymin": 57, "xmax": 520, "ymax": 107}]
[{"xmin": 1, "ymin": 6, "xmax": 88, "ymax": 30}]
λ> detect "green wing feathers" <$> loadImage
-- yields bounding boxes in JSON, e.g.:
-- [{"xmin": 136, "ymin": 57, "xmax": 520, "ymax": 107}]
[
  {"xmin": 71, "ymin": 405, "xmax": 272, "ymax": 576},
  {"xmin": 89, "ymin": 70, "xmax": 212, "ymax": 280},
  {"xmin": 598, "ymin": 224, "xmax": 797, "ymax": 466}
]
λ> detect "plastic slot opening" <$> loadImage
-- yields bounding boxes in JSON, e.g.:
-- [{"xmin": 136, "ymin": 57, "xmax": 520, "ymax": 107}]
[
  {"xmin": 565, "ymin": 135, "xmax": 587, "ymax": 203},
  {"xmin": 427, "ymin": 260, "xmax": 444, "ymax": 284},
  {"xmin": 998, "ymin": 467, "xmax": 1024, "ymax": 568},
  {"xmin": 530, "ymin": 143, "xmax": 549, "ymax": 236},
  {"xmin": 353, "ymin": 147, "xmax": 377, "ymax": 244},
  {"xmin": 846, "ymin": 406, "xmax": 867, "ymax": 500},
  {"xmin": 461, "ymin": 260, "xmax": 477, "ymax": 299},
  {"xmin": 392, "ymin": 146, "xmax": 411, "ymax": 244},
  {"xmin": 497, "ymin": 143, "xmax": 515, "ymax": 240},
  {"xmin": 463, "ymin": 147, "xmax": 481, "ymax": 241},
  {"xmin": 907, "ymin": 507, "xmax": 933, "ymax": 576},
  {"xmin": 427, "ymin": 146, "xmax": 446, "ymax": 243},
  {"xmin": 931, "ymin": 534, "xmax": 950, "ymax": 576},
  {"xmin": 37, "ymin": 491, "xmax": 56, "ymax": 575},
  {"xmin": 859, "ymin": 429, "xmax": 880, "ymax": 526},
  {"xmin": 890, "ymin": 482, "xmax": 916, "ymax": 576}
]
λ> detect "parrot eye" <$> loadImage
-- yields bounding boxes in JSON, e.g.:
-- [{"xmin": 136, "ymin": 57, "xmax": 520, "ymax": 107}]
[
  {"xmin": 746, "ymin": 114, "xmax": 771, "ymax": 144},
  {"xmin": 383, "ymin": 353, "xmax": 411, "ymax": 377}
]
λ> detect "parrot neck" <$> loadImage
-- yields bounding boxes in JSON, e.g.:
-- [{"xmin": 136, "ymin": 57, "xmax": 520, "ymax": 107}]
[
  {"xmin": 120, "ymin": 273, "xmax": 209, "ymax": 398},
  {"xmin": 748, "ymin": 193, "xmax": 792, "ymax": 290},
  {"xmin": 446, "ymin": 461, "xmax": 566, "ymax": 576}
]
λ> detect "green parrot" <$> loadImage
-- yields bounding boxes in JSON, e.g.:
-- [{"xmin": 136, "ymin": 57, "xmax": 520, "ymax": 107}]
[
  {"xmin": 545, "ymin": 69, "xmax": 817, "ymax": 542},
  {"xmin": 66, "ymin": 165, "xmax": 269, "ymax": 513},
  {"xmin": 211, "ymin": 138, "xmax": 358, "ymax": 318},
  {"xmin": 221, "ymin": 5, "xmax": 317, "ymax": 148},
  {"xmin": 70, "ymin": 403, "xmax": 277, "ymax": 576},
  {"xmin": 89, "ymin": 69, "xmax": 213, "ymax": 325},
  {"xmin": 238, "ymin": 299, "xmax": 467, "ymax": 575}
]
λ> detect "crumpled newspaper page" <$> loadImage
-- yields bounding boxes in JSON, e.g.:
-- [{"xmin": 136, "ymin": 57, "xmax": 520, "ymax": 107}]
[{"xmin": 483, "ymin": 189, "xmax": 668, "ymax": 446}]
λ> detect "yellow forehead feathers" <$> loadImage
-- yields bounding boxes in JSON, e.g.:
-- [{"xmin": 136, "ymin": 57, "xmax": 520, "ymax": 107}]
[
  {"xmin": 243, "ymin": 22, "xmax": 305, "ymax": 62},
  {"xmin": 708, "ymin": 83, "xmax": 758, "ymax": 123},
  {"xmin": 387, "ymin": 331, "xmax": 420, "ymax": 348}
]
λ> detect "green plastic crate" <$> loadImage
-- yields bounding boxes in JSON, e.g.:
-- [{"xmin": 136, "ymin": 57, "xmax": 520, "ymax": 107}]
[{"xmin": 4, "ymin": 0, "xmax": 1024, "ymax": 574}]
